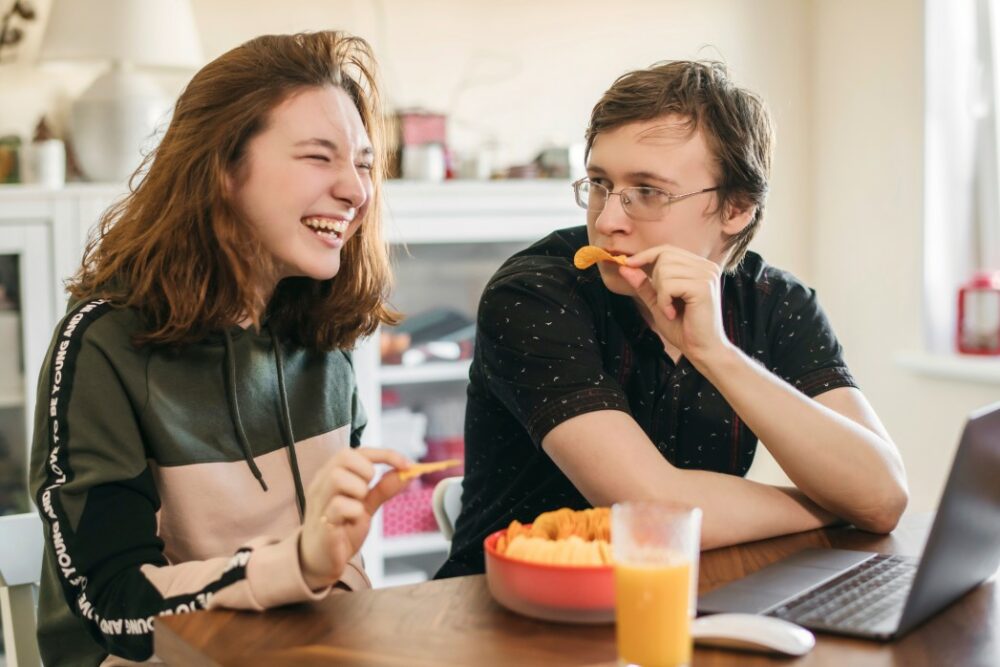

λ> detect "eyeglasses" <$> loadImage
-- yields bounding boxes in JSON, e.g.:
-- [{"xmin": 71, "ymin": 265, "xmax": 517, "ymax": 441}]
[{"xmin": 572, "ymin": 178, "xmax": 719, "ymax": 222}]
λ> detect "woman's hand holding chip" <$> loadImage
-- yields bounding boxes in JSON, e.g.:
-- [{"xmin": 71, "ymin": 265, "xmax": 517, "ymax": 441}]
[{"xmin": 298, "ymin": 447, "xmax": 411, "ymax": 590}]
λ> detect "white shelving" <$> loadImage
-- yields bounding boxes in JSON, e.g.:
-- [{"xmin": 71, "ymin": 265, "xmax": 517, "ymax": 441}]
[
  {"xmin": 895, "ymin": 350, "xmax": 1000, "ymax": 384},
  {"xmin": 382, "ymin": 531, "xmax": 451, "ymax": 558},
  {"xmin": 0, "ymin": 387, "xmax": 23, "ymax": 410},
  {"xmin": 381, "ymin": 563, "xmax": 430, "ymax": 588},
  {"xmin": 383, "ymin": 180, "xmax": 578, "ymax": 244},
  {"xmin": 379, "ymin": 360, "xmax": 472, "ymax": 385},
  {"xmin": 361, "ymin": 180, "xmax": 581, "ymax": 587},
  {"xmin": 1, "ymin": 180, "xmax": 583, "ymax": 588}
]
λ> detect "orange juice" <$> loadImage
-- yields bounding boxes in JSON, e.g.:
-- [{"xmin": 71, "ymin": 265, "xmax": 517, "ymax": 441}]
[{"xmin": 614, "ymin": 561, "xmax": 691, "ymax": 667}]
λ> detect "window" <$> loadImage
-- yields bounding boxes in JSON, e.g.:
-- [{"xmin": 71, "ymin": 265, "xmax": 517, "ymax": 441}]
[{"xmin": 924, "ymin": 0, "xmax": 1000, "ymax": 353}]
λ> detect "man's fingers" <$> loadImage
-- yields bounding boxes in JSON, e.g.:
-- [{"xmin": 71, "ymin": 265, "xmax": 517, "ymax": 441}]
[
  {"xmin": 619, "ymin": 266, "xmax": 676, "ymax": 319},
  {"xmin": 620, "ymin": 266, "xmax": 653, "ymax": 301},
  {"xmin": 625, "ymin": 246, "xmax": 663, "ymax": 267}
]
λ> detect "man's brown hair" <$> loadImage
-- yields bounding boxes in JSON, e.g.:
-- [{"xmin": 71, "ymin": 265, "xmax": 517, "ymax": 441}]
[
  {"xmin": 585, "ymin": 60, "xmax": 774, "ymax": 272},
  {"xmin": 69, "ymin": 31, "xmax": 399, "ymax": 349}
]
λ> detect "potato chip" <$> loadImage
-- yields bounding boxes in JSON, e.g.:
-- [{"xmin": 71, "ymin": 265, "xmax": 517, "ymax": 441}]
[
  {"xmin": 597, "ymin": 539, "xmax": 613, "ymax": 565},
  {"xmin": 397, "ymin": 458, "xmax": 462, "ymax": 482},
  {"xmin": 496, "ymin": 507, "xmax": 613, "ymax": 566},
  {"xmin": 573, "ymin": 245, "xmax": 627, "ymax": 269}
]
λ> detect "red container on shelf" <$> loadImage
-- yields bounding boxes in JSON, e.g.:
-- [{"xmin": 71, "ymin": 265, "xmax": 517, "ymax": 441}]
[{"xmin": 957, "ymin": 271, "xmax": 1000, "ymax": 355}]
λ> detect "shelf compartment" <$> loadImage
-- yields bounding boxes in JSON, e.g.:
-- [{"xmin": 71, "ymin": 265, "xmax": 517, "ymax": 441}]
[
  {"xmin": 382, "ymin": 531, "xmax": 450, "ymax": 558},
  {"xmin": 379, "ymin": 360, "xmax": 472, "ymax": 385}
]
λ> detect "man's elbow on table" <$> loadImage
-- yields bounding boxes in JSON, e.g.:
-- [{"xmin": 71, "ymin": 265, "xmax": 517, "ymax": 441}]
[{"xmin": 845, "ymin": 483, "xmax": 909, "ymax": 534}]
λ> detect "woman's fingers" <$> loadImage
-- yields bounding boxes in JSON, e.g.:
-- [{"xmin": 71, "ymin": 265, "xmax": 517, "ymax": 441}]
[
  {"xmin": 308, "ymin": 447, "xmax": 400, "ymax": 504},
  {"xmin": 306, "ymin": 447, "xmax": 413, "ymax": 521},
  {"xmin": 363, "ymin": 468, "xmax": 410, "ymax": 515},
  {"xmin": 322, "ymin": 495, "xmax": 366, "ymax": 526},
  {"xmin": 356, "ymin": 447, "xmax": 412, "ymax": 471},
  {"xmin": 325, "ymin": 466, "xmax": 371, "ymax": 500}
]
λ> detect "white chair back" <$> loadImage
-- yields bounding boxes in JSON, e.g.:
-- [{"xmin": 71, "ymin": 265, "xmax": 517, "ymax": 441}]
[
  {"xmin": 431, "ymin": 476, "xmax": 463, "ymax": 541},
  {"xmin": 0, "ymin": 513, "xmax": 44, "ymax": 667}
]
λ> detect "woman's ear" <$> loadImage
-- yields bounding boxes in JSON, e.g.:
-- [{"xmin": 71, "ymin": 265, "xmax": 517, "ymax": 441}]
[{"xmin": 223, "ymin": 171, "xmax": 235, "ymax": 198}]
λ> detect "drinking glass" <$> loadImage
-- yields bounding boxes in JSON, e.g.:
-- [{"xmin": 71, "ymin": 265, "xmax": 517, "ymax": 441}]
[{"xmin": 612, "ymin": 502, "xmax": 702, "ymax": 667}]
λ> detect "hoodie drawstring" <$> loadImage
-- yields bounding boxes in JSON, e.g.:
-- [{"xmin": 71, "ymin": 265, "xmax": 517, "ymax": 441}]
[
  {"xmin": 223, "ymin": 329, "xmax": 269, "ymax": 493},
  {"xmin": 270, "ymin": 330, "xmax": 307, "ymax": 521},
  {"xmin": 221, "ymin": 327, "xmax": 308, "ymax": 523}
]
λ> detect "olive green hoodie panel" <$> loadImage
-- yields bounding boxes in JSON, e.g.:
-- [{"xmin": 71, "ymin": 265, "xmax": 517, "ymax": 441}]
[
  {"xmin": 140, "ymin": 329, "xmax": 362, "ymax": 466},
  {"xmin": 30, "ymin": 299, "xmax": 368, "ymax": 665}
]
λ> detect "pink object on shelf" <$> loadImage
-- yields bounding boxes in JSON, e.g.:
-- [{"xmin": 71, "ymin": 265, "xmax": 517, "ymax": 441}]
[{"xmin": 382, "ymin": 484, "xmax": 438, "ymax": 536}]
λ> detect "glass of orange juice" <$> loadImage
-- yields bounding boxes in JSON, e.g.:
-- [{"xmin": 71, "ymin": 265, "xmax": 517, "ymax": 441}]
[{"xmin": 612, "ymin": 502, "xmax": 702, "ymax": 667}]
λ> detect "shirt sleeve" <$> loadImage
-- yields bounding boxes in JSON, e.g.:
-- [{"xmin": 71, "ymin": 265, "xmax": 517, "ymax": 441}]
[
  {"xmin": 30, "ymin": 301, "xmax": 331, "ymax": 663},
  {"xmin": 763, "ymin": 275, "xmax": 859, "ymax": 397},
  {"xmin": 476, "ymin": 260, "xmax": 631, "ymax": 446}
]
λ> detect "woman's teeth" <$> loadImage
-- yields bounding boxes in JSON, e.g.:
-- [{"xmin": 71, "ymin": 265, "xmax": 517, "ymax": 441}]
[{"xmin": 301, "ymin": 217, "xmax": 348, "ymax": 237}]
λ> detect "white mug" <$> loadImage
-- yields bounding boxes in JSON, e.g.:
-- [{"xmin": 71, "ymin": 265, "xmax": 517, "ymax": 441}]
[
  {"xmin": 31, "ymin": 139, "xmax": 66, "ymax": 188},
  {"xmin": 402, "ymin": 143, "xmax": 446, "ymax": 182}
]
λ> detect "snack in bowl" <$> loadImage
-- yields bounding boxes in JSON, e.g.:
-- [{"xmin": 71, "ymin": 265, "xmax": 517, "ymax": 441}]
[
  {"xmin": 573, "ymin": 245, "xmax": 627, "ymax": 269},
  {"xmin": 484, "ymin": 507, "xmax": 615, "ymax": 623}
]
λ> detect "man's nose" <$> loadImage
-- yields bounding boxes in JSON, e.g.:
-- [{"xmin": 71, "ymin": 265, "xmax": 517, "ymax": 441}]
[{"xmin": 593, "ymin": 192, "xmax": 631, "ymax": 234}]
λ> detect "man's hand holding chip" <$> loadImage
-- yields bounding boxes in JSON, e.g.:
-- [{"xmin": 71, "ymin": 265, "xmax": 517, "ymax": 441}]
[{"xmin": 619, "ymin": 244, "xmax": 733, "ymax": 367}]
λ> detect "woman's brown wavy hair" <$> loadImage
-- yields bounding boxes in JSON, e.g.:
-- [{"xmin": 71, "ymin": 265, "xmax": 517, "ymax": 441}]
[{"xmin": 69, "ymin": 31, "xmax": 400, "ymax": 349}]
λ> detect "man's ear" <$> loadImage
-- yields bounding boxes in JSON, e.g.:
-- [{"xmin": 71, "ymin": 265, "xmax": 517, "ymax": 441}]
[{"xmin": 721, "ymin": 200, "xmax": 755, "ymax": 236}]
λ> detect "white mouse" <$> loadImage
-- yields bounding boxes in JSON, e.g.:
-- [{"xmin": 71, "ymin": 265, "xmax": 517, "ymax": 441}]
[{"xmin": 691, "ymin": 613, "xmax": 816, "ymax": 656}]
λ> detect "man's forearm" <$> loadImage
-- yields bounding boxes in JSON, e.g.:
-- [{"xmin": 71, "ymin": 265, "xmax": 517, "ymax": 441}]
[
  {"xmin": 655, "ymin": 468, "xmax": 839, "ymax": 549},
  {"xmin": 689, "ymin": 344, "xmax": 908, "ymax": 532}
]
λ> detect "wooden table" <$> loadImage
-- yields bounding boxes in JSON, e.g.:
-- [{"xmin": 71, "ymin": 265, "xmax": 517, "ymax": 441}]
[{"xmin": 155, "ymin": 514, "xmax": 998, "ymax": 666}]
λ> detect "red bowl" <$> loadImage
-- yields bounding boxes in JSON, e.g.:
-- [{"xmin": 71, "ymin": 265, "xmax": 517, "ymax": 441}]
[{"xmin": 483, "ymin": 528, "xmax": 614, "ymax": 624}]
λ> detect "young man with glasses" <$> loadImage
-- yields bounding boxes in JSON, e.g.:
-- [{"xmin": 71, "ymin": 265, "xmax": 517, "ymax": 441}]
[{"xmin": 436, "ymin": 61, "xmax": 908, "ymax": 578}]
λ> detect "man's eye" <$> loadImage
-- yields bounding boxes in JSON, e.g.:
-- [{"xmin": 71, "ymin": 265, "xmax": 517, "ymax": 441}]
[{"xmin": 635, "ymin": 187, "xmax": 665, "ymax": 201}]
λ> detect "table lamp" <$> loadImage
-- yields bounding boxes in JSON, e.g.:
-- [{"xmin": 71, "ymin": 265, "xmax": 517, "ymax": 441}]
[{"xmin": 38, "ymin": 0, "xmax": 202, "ymax": 183}]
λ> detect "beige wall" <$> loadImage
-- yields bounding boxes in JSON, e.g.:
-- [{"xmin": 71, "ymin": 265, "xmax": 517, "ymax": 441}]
[
  {"xmin": 2, "ymin": 0, "xmax": 994, "ymax": 510},
  {"xmin": 805, "ymin": 0, "xmax": 999, "ymax": 512},
  {"xmin": 2, "ymin": 0, "xmax": 812, "ymax": 274}
]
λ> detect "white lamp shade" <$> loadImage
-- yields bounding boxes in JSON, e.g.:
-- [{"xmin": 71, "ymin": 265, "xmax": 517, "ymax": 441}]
[
  {"xmin": 70, "ymin": 64, "xmax": 173, "ymax": 182},
  {"xmin": 39, "ymin": 0, "xmax": 202, "ymax": 68}
]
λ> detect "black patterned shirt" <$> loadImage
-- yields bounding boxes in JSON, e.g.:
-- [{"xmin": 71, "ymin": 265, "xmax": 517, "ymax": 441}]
[{"xmin": 436, "ymin": 226, "xmax": 857, "ymax": 578}]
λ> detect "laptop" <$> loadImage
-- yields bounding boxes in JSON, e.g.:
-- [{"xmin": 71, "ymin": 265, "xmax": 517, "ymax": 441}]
[{"xmin": 697, "ymin": 402, "xmax": 1000, "ymax": 640}]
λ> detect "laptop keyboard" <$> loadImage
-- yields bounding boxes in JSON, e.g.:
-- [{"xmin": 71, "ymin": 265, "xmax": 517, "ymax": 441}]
[{"xmin": 769, "ymin": 554, "xmax": 917, "ymax": 631}]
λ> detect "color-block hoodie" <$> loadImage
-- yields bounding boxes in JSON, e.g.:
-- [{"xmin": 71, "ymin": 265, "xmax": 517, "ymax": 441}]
[{"xmin": 30, "ymin": 299, "xmax": 371, "ymax": 666}]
